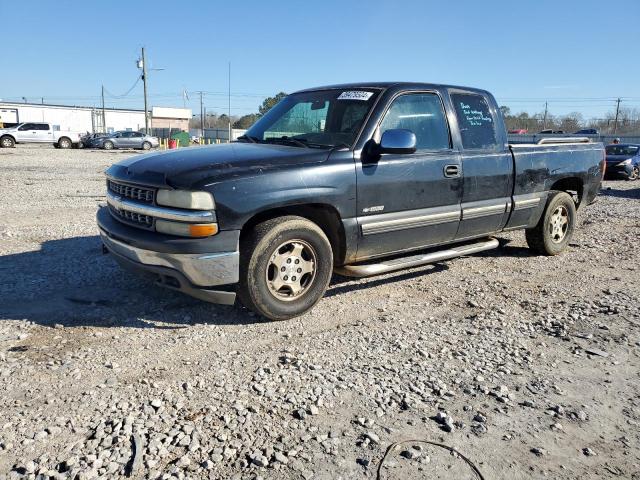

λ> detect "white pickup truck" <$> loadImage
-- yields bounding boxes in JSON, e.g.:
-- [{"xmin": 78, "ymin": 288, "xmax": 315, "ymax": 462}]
[{"xmin": 0, "ymin": 122, "xmax": 83, "ymax": 149}]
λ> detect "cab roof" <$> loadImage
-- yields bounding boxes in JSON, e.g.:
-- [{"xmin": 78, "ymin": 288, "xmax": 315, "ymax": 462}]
[{"xmin": 294, "ymin": 82, "xmax": 490, "ymax": 96}]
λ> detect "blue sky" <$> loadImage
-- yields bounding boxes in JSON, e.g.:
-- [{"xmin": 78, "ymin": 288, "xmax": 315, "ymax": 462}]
[{"xmin": 2, "ymin": 0, "xmax": 639, "ymax": 119}]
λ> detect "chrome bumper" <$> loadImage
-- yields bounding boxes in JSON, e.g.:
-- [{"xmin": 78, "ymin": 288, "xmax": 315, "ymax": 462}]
[{"xmin": 99, "ymin": 227, "xmax": 238, "ymax": 305}]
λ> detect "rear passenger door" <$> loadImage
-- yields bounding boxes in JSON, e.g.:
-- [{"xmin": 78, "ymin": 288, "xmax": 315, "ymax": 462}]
[
  {"xmin": 449, "ymin": 90, "xmax": 513, "ymax": 240},
  {"xmin": 34, "ymin": 123, "xmax": 52, "ymax": 142},
  {"xmin": 116, "ymin": 132, "xmax": 132, "ymax": 148},
  {"xmin": 129, "ymin": 131, "xmax": 144, "ymax": 148},
  {"xmin": 355, "ymin": 91, "xmax": 462, "ymax": 259}
]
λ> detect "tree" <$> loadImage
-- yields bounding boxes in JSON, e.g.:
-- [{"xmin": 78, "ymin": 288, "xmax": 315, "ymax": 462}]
[
  {"xmin": 258, "ymin": 92, "xmax": 287, "ymax": 116},
  {"xmin": 233, "ymin": 114, "xmax": 260, "ymax": 129},
  {"xmin": 499, "ymin": 105, "xmax": 511, "ymax": 118}
]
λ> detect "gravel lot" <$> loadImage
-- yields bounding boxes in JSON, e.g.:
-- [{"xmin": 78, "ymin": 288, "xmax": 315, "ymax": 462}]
[{"xmin": 1, "ymin": 145, "xmax": 639, "ymax": 480}]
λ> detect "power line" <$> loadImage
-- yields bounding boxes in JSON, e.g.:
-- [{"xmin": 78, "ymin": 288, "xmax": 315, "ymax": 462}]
[{"xmin": 103, "ymin": 75, "xmax": 142, "ymax": 98}]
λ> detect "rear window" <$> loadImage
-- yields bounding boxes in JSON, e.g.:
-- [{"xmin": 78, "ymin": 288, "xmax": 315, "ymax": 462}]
[
  {"xmin": 606, "ymin": 145, "xmax": 639, "ymax": 155},
  {"xmin": 451, "ymin": 93, "xmax": 498, "ymax": 149}
]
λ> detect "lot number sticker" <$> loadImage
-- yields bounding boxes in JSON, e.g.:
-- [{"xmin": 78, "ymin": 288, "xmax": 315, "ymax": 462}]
[{"xmin": 338, "ymin": 91, "xmax": 373, "ymax": 101}]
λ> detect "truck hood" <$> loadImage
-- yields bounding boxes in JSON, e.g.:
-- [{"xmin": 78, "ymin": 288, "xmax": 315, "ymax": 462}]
[{"xmin": 106, "ymin": 142, "xmax": 331, "ymax": 189}]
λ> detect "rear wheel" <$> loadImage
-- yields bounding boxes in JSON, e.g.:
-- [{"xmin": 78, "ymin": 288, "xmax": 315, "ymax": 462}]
[
  {"xmin": 525, "ymin": 191, "xmax": 576, "ymax": 256},
  {"xmin": 238, "ymin": 216, "xmax": 333, "ymax": 321},
  {"xmin": 58, "ymin": 137, "xmax": 72, "ymax": 149},
  {"xmin": 0, "ymin": 136, "xmax": 15, "ymax": 148},
  {"xmin": 103, "ymin": 141, "xmax": 114, "ymax": 150}
]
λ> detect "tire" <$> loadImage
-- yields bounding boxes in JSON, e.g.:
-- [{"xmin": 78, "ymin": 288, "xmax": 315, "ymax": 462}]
[
  {"xmin": 525, "ymin": 191, "xmax": 577, "ymax": 256},
  {"xmin": 627, "ymin": 166, "xmax": 639, "ymax": 181},
  {"xmin": 57, "ymin": 137, "xmax": 72, "ymax": 149},
  {"xmin": 142, "ymin": 141, "xmax": 151, "ymax": 150},
  {"xmin": 238, "ymin": 216, "xmax": 333, "ymax": 321},
  {"xmin": 0, "ymin": 135, "xmax": 15, "ymax": 148},
  {"xmin": 103, "ymin": 141, "xmax": 114, "ymax": 150}
]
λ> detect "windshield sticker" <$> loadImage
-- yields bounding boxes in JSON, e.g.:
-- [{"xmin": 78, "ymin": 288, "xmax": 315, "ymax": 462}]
[{"xmin": 338, "ymin": 91, "xmax": 373, "ymax": 101}]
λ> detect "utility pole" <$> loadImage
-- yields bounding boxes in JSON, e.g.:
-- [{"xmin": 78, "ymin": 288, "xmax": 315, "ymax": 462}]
[
  {"xmin": 101, "ymin": 85, "xmax": 106, "ymax": 133},
  {"xmin": 199, "ymin": 91, "xmax": 205, "ymax": 139},
  {"xmin": 228, "ymin": 62, "xmax": 231, "ymax": 143},
  {"xmin": 542, "ymin": 102, "xmax": 548, "ymax": 130},
  {"xmin": 141, "ymin": 47, "xmax": 149, "ymax": 134},
  {"xmin": 613, "ymin": 97, "xmax": 621, "ymax": 135}
]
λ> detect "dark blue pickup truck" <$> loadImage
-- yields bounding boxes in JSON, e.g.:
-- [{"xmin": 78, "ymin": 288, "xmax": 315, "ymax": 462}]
[{"xmin": 97, "ymin": 82, "xmax": 605, "ymax": 320}]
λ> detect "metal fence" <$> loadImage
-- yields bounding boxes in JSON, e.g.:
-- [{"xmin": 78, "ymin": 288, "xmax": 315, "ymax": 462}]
[{"xmin": 508, "ymin": 134, "xmax": 640, "ymax": 144}]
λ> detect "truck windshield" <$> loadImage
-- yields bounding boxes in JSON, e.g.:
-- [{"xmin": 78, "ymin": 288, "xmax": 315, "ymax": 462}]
[{"xmin": 243, "ymin": 89, "xmax": 380, "ymax": 148}]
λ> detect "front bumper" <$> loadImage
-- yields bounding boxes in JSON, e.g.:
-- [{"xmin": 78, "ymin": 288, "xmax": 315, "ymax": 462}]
[
  {"xmin": 605, "ymin": 163, "xmax": 633, "ymax": 178},
  {"xmin": 98, "ymin": 211, "xmax": 239, "ymax": 305}
]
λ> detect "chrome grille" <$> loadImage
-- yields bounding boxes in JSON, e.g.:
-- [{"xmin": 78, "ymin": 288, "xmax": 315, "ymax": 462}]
[
  {"xmin": 108, "ymin": 204, "xmax": 153, "ymax": 229},
  {"xmin": 107, "ymin": 180, "xmax": 154, "ymax": 204}
]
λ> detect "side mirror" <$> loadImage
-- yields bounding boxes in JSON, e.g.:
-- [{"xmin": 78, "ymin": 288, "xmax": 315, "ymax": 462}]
[{"xmin": 379, "ymin": 129, "xmax": 417, "ymax": 154}]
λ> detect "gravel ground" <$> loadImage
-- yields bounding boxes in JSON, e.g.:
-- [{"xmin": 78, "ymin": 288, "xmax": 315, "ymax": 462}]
[{"xmin": 0, "ymin": 145, "xmax": 639, "ymax": 480}]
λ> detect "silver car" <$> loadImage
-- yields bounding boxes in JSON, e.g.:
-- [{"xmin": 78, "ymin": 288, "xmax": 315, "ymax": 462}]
[{"xmin": 90, "ymin": 131, "xmax": 159, "ymax": 150}]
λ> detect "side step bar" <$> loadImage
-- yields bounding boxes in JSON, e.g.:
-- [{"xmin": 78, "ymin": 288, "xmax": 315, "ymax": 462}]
[{"xmin": 334, "ymin": 237, "xmax": 499, "ymax": 278}]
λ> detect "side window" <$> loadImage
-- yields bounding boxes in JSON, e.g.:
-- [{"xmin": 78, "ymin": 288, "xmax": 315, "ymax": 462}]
[
  {"xmin": 379, "ymin": 93, "xmax": 450, "ymax": 150},
  {"xmin": 450, "ymin": 93, "xmax": 497, "ymax": 149},
  {"xmin": 133, "ymin": 132, "xmax": 143, "ymax": 137},
  {"xmin": 36, "ymin": 124, "xmax": 50, "ymax": 131},
  {"xmin": 19, "ymin": 123, "xmax": 34, "ymax": 131}
]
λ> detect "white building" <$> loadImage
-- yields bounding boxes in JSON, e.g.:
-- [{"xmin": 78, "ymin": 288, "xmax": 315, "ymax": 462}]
[{"xmin": 0, "ymin": 102, "xmax": 191, "ymax": 133}]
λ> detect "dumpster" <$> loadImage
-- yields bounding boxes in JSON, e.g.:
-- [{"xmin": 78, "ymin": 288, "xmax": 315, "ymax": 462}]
[{"xmin": 168, "ymin": 139, "xmax": 178, "ymax": 149}]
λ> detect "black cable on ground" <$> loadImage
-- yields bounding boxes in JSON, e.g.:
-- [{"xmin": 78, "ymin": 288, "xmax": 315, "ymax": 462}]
[{"xmin": 376, "ymin": 439, "xmax": 486, "ymax": 480}]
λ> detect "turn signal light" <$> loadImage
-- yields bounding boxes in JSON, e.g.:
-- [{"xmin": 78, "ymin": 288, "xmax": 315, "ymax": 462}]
[
  {"xmin": 155, "ymin": 219, "xmax": 218, "ymax": 237},
  {"xmin": 189, "ymin": 224, "xmax": 218, "ymax": 237}
]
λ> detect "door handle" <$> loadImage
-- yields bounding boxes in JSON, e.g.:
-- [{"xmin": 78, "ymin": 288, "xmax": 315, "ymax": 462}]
[{"xmin": 443, "ymin": 164, "xmax": 460, "ymax": 178}]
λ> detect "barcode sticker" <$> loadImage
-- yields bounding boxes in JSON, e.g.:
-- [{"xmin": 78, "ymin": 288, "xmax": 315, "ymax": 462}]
[{"xmin": 337, "ymin": 91, "xmax": 373, "ymax": 101}]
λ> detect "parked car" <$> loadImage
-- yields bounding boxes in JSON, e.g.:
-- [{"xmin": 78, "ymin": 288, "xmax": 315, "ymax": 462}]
[
  {"xmin": 508, "ymin": 129, "xmax": 528, "ymax": 134},
  {"xmin": 0, "ymin": 122, "xmax": 82, "ymax": 148},
  {"xmin": 539, "ymin": 129, "xmax": 565, "ymax": 134},
  {"xmin": 604, "ymin": 144, "xmax": 640, "ymax": 180},
  {"xmin": 97, "ymin": 82, "xmax": 605, "ymax": 320},
  {"xmin": 81, "ymin": 132, "xmax": 111, "ymax": 148},
  {"xmin": 86, "ymin": 131, "xmax": 159, "ymax": 150},
  {"xmin": 574, "ymin": 128, "xmax": 598, "ymax": 135}
]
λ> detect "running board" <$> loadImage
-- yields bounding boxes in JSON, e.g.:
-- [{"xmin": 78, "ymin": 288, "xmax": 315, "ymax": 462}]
[{"xmin": 334, "ymin": 238, "xmax": 499, "ymax": 278}]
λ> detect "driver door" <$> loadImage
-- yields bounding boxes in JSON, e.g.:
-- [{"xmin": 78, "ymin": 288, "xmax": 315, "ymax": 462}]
[
  {"xmin": 15, "ymin": 123, "xmax": 38, "ymax": 142},
  {"xmin": 355, "ymin": 92, "xmax": 462, "ymax": 260}
]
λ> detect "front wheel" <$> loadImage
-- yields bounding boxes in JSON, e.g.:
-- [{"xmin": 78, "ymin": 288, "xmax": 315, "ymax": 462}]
[
  {"xmin": 525, "ymin": 191, "xmax": 576, "ymax": 256},
  {"xmin": 627, "ymin": 166, "xmax": 639, "ymax": 181},
  {"xmin": 103, "ymin": 141, "xmax": 114, "ymax": 150},
  {"xmin": 142, "ymin": 141, "xmax": 151, "ymax": 150},
  {"xmin": 238, "ymin": 216, "xmax": 333, "ymax": 321},
  {"xmin": 0, "ymin": 136, "xmax": 15, "ymax": 148}
]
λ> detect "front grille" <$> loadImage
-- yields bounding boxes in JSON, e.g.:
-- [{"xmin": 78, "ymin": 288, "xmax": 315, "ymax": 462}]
[
  {"xmin": 108, "ymin": 204, "xmax": 153, "ymax": 229},
  {"xmin": 108, "ymin": 180, "xmax": 154, "ymax": 204}
]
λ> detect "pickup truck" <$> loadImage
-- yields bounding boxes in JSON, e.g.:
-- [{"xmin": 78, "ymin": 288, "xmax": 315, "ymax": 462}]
[
  {"xmin": 0, "ymin": 122, "xmax": 82, "ymax": 149},
  {"xmin": 97, "ymin": 82, "xmax": 605, "ymax": 320}
]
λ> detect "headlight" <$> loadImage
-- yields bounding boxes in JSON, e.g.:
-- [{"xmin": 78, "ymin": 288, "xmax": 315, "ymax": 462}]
[
  {"xmin": 619, "ymin": 159, "xmax": 632, "ymax": 165},
  {"xmin": 155, "ymin": 219, "xmax": 218, "ymax": 237},
  {"xmin": 156, "ymin": 190, "xmax": 215, "ymax": 210}
]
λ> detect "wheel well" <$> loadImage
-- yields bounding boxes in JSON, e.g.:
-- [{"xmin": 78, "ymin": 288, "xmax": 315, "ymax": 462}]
[
  {"xmin": 1, "ymin": 134, "xmax": 15, "ymax": 140},
  {"xmin": 549, "ymin": 177, "xmax": 584, "ymax": 206},
  {"xmin": 58, "ymin": 136, "xmax": 71, "ymax": 142},
  {"xmin": 240, "ymin": 204, "xmax": 346, "ymax": 265}
]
